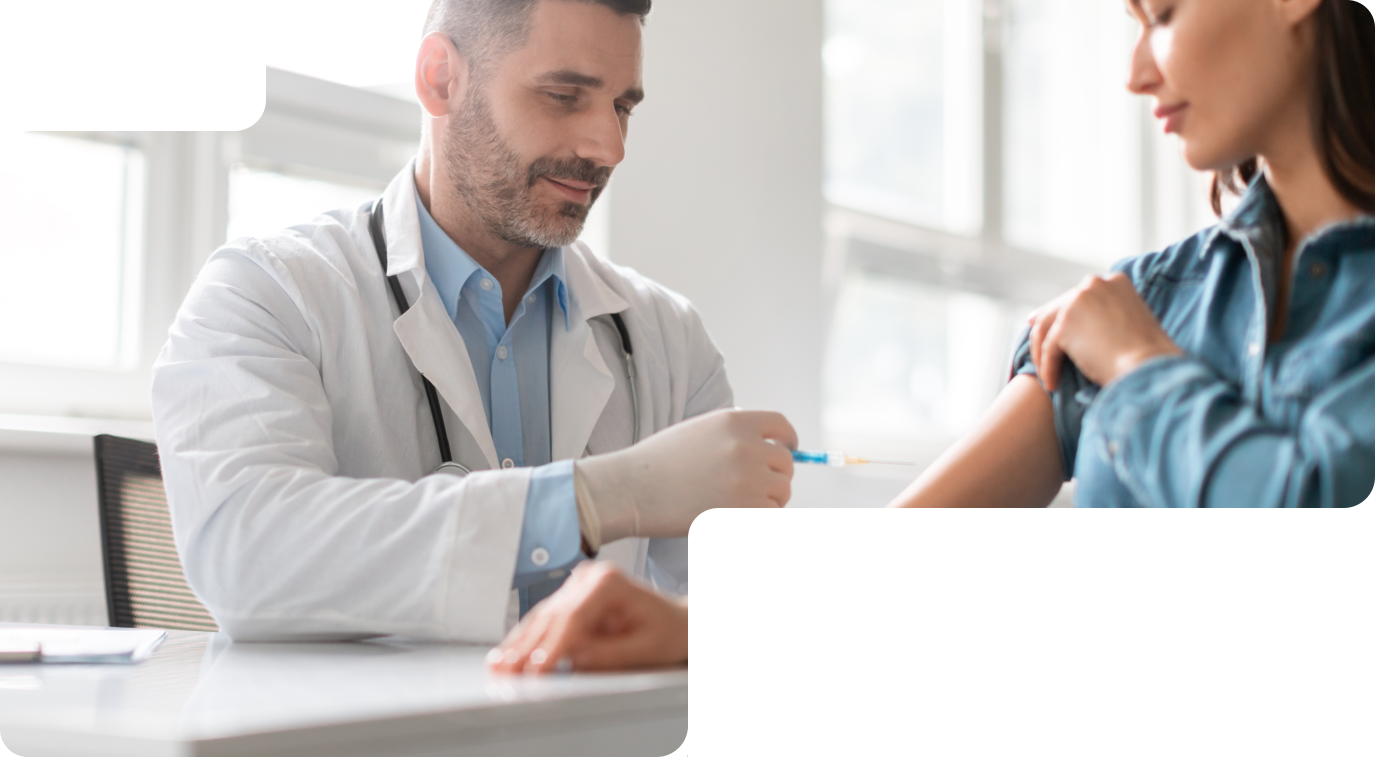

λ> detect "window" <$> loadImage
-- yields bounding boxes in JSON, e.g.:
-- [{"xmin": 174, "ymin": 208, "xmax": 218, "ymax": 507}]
[
  {"xmin": 0, "ymin": 133, "xmax": 144, "ymax": 370},
  {"xmin": 822, "ymin": 0, "xmax": 1212, "ymax": 461},
  {"xmin": 824, "ymin": 0, "xmax": 982, "ymax": 234},
  {"xmin": 256, "ymin": 0, "xmax": 433, "ymax": 93},
  {"xmin": 1003, "ymin": 0, "xmax": 1142, "ymax": 267},
  {"xmin": 227, "ymin": 164, "xmax": 381, "ymax": 243},
  {"xmin": 824, "ymin": 273, "xmax": 1013, "ymax": 446}
]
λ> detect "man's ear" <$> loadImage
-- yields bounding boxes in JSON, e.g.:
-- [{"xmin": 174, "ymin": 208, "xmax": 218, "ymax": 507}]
[
  {"xmin": 415, "ymin": 32, "xmax": 470, "ymax": 119},
  {"xmin": 1275, "ymin": 0, "xmax": 1325, "ymax": 27}
]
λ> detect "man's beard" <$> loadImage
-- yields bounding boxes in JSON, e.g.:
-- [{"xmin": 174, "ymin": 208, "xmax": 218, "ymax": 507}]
[{"xmin": 444, "ymin": 91, "xmax": 611, "ymax": 250}]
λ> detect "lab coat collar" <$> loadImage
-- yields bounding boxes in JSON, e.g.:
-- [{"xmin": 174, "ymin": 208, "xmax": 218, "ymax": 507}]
[
  {"xmin": 380, "ymin": 163, "xmax": 427, "ymax": 278},
  {"xmin": 561, "ymin": 242, "xmax": 629, "ymax": 325},
  {"xmin": 550, "ymin": 242, "xmax": 632, "ymax": 461}
]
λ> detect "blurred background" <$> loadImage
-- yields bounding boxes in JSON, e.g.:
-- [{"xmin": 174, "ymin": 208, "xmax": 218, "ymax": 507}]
[{"xmin": 0, "ymin": 0, "xmax": 1226, "ymax": 622}]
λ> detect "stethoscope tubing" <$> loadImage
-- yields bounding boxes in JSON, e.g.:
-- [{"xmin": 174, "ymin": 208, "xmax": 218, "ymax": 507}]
[{"xmin": 368, "ymin": 199, "xmax": 639, "ymax": 477}]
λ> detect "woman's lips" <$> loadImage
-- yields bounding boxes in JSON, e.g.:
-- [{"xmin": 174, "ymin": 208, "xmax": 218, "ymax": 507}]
[{"xmin": 1154, "ymin": 102, "xmax": 1189, "ymax": 135}]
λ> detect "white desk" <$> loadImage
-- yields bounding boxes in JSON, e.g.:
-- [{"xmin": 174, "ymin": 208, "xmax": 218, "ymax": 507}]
[{"xmin": 0, "ymin": 632, "xmax": 687, "ymax": 757}]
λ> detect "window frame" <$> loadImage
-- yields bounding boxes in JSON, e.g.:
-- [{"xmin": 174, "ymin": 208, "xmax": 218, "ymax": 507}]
[
  {"xmin": 821, "ymin": 0, "xmax": 1210, "ymax": 455},
  {"xmin": 0, "ymin": 69, "xmax": 421, "ymax": 420}
]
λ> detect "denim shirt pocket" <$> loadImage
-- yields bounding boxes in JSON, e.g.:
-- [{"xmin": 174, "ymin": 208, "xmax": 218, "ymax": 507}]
[{"xmin": 1273, "ymin": 332, "xmax": 1373, "ymax": 401}]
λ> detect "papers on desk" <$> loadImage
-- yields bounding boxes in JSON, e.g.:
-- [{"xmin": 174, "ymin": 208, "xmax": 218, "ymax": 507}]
[{"xmin": 0, "ymin": 625, "xmax": 166, "ymax": 664}]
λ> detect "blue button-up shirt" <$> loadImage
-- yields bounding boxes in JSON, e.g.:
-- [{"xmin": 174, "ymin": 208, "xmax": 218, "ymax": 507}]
[
  {"xmin": 1013, "ymin": 176, "xmax": 1375, "ymax": 507},
  {"xmin": 415, "ymin": 189, "xmax": 583, "ymax": 595}
]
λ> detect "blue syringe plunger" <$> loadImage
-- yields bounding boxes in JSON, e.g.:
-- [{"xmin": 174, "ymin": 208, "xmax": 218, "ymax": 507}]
[
  {"xmin": 792, "ymin": 450, "xmax": 916, "ymax": 467},
  {"xmin": 791, "ymin": 450, "xmax": 848, "ymax": 467}
]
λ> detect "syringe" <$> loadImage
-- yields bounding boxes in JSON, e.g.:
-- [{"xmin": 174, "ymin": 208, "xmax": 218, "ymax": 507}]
[{"xmin": 792, "ymin": 450, "xmax": 916, "ymax": 467}]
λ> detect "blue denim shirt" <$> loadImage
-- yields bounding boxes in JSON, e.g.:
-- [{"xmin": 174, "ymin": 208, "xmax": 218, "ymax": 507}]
[{"xmin": 1012, "ymin": 177, "xmax": 1375, "ymax": 507}]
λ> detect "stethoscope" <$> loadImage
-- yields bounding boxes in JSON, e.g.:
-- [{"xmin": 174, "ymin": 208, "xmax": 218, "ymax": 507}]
[{"xmin": 369, "ymin": 199, "xmax": 641, "ymax": 478}]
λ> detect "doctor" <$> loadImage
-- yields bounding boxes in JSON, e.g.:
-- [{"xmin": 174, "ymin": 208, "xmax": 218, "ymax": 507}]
[{"xmin": 151, "ymin": 0, "xmax": 796, "ymax": 643}]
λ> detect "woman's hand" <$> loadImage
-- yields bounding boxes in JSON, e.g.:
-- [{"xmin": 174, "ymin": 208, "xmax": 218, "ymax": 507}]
[
  {"xmin": 486, "ymin": 561, "xmax": 689, "ymax": 675},
  {"xmin": 1028, "ymin": 273, "xmax": 1183, "ymax": 391}
]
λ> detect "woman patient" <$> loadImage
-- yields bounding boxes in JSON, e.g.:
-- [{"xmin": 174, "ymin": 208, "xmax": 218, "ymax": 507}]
[
  {"xmin": 492, "ymin": 0, "xmax": 1375, "ymax": 674},
  {"xmin": 895, "ymin": 0, "xmax": 1375, "ymax": 509}
]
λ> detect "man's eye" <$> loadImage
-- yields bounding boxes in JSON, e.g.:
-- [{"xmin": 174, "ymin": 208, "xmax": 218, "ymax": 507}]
[
  {"xmin": 547, "ymin": 92, "xmax": 576, "ymax": 105},
  {"xmin": 1148, "ymin": 6, "xmax": 1174, "ymax": 26},
  {"xmin": 615, "ymin": 104, "xmax": 633, "ymax": 117}
]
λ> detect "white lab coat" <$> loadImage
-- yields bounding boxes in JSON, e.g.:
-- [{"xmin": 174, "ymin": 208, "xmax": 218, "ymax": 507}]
[{"xmin": 151, "ymin": 163, "xmax": 732, "ymax": 643}]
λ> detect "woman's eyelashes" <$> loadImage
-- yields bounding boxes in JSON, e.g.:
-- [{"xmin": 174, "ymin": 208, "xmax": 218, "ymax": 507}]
[{"xmin": 1147, "ymin": 5, "xmax": 1175, "ymax": 28}]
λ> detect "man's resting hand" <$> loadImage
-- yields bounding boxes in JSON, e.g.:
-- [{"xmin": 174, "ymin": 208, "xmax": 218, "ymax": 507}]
[{"xmin": 487, "ymin": 562, "xmax": 688, "ymax": 674}]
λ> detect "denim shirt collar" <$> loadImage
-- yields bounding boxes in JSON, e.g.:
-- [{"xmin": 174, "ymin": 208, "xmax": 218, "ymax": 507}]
[{"xmin": 1212, "ymin": 173, "xmax": 1375, "ymax": 259}]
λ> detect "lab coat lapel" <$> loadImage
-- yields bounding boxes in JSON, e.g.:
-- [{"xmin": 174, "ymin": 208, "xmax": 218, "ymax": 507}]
[
  {"xmin": 380, "ymin": 164, "xmax": 499, "ymax": 470},
  {"xmin": 551, "ymin": 246, "xmax": 631, "ymax": 461},
  {"xmin": 393, "ymin": 283, "xmax": 499, "ymax": 470}
]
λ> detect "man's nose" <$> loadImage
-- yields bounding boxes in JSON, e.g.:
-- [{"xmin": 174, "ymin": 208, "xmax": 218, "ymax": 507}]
[{"xmin": 573, "ymin": 104, "xmax": 627, "ymax": 168}]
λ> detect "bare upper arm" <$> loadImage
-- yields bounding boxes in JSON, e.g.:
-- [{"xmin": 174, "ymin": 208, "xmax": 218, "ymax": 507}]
[{"xmin": 888, "ymin": 375, "xmax": 1065, "ymax": 508}]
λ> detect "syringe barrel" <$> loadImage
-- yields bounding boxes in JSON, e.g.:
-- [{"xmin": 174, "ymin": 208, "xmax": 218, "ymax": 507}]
[{"xmin": 791, "ymin": 450, "xmax": 848, "ymax": 467}]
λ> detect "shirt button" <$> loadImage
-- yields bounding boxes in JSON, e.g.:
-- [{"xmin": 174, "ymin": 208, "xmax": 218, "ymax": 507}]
[
  {"xmin": 531, "ymin": 547, "xmax": 550, "ymax": 567},
  {"xmin": 1108, "ymin": 441, "xmax": 1120, "ymax": 456},
  {"xmin": 502, "ymin": 458, "xmax": 515, "ymax": 469},
  {"xmin": 480, "ymin": 278, "xmax": 494, "ymax": 291},
  {"xmin": 1310, "ymin": 262, "xmax": 1328, "ymax": 279},
  {"xmin": 1248, "ymin": 342, "xmax": 1261, "ymax": 357},
  {"xmin": 497, "ymin": 345, "xmax": 508, "ymax": 360},
  {"xmin": 526, "ymin": 295, "xmax": 536, "ymax": 305}
]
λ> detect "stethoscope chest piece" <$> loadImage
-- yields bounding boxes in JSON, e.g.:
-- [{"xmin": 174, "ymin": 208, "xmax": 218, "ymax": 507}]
[{"xmin": 430, "ymin": 461, "xmax": 472, "ymax": 478}]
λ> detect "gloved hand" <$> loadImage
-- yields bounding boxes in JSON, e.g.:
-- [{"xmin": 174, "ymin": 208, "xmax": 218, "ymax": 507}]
[{"xmin": 573, "ymin": 409, "xmax": 797, "ymax": 551}]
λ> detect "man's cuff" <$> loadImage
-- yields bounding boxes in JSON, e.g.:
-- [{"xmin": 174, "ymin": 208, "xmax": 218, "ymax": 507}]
[{"xmin": 512, "ymin": 460, "xmax": 584, "ymax": 590}]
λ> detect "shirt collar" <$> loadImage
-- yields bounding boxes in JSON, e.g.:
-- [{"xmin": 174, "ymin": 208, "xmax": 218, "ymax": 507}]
[
  {"xmin": 1215, "ymin": 174, "xmax": 1287, "ymax": 252},
  {"xmin": 1210, "ymin": 172, "xmax": 1375, "ymax": 258},
  {"xmin": 413, "ymin": 183, "xmax": 569, "ymax": 328}
]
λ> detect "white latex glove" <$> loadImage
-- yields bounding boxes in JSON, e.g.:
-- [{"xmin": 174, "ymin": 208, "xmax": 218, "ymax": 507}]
[{"xmin": 573, "ymin": 409, "xmax": 797, "ymax": 551}]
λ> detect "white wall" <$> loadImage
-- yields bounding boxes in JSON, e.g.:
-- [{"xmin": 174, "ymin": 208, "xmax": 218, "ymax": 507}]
[
  {"xmin": 612, "ymin": 0, "xmax": 827, "ymax": 449},
  {"xmin": 0, "ymin": 417, "xmax": 154, "ymax": 625},
  {"xmin": 607, "ymin": 0, "xmax": 943, "ymax": 509}
]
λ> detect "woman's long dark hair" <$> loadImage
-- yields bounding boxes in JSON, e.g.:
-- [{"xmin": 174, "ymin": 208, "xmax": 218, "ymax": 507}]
[{"xmin": 1211, "ymin": 0, "xmax": 1375, "ymax": 215}]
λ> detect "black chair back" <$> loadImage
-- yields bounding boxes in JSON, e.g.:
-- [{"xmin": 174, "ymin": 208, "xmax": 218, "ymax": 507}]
[{"xmin": 93, "ymin": 435, "xmax": 218, "ymax": 632}]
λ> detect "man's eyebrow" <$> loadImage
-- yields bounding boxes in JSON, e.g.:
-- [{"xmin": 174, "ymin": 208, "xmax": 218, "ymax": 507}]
[
  {"xmin": 536, "ymin": 69, "xmax": 645, "ymax": 105},
  {"xmin": 538, "ymin": 69, "xmax": 605, "ymax": 88}
]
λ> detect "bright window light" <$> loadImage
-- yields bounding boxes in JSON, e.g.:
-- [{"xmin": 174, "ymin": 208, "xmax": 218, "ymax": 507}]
[
  {"xmin": 825, "ymin": 0, "xmax": 982, "ymax": 234},
  {"xmin": 251, "ymin": 0, "xmax": 434, "ymax": 93},
  {"xmin": 227, "ymin": 165, "xmax": 382, "ymax": 243},
  {"xmin": 824, "ymin": 273, "xmax": 1014, "ymax": 447},
  {"xmin": 0, "ymin": 133, "xmax": 144, "ymax": 370},
  {"xmin": 1003, "ymin": 0, "xmax": 1141, "ymax": 267}
]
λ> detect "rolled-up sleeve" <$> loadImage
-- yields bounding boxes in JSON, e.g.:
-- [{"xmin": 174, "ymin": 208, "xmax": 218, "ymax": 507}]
[
  {"xmin": 1009, "ymin": 330, "xmax": 1097, "ymax": 482},
  {"xmin": 1083, "ymin": 354, "xmax": 1375, "ymax": 507}
]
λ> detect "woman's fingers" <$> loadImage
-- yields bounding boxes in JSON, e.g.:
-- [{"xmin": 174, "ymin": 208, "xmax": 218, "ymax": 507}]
[
  {"xmin": 1040, "ymin": 315, "xmax": 1068, "ymax": 392},
  {"xmin": 1028, "ymin": 305, "xmax": 1060, "ymax": 381}
]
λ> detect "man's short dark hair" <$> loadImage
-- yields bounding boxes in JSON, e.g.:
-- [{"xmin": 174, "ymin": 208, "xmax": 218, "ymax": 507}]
[{"xmin": 424, "ymin": 0, "xmax": 651, "ymax": 80}]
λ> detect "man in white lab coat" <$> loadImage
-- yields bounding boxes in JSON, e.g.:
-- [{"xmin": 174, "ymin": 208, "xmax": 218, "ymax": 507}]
[{"xmin": 151, "ymin": 0, "xmax": 796, "ymax": 643}]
